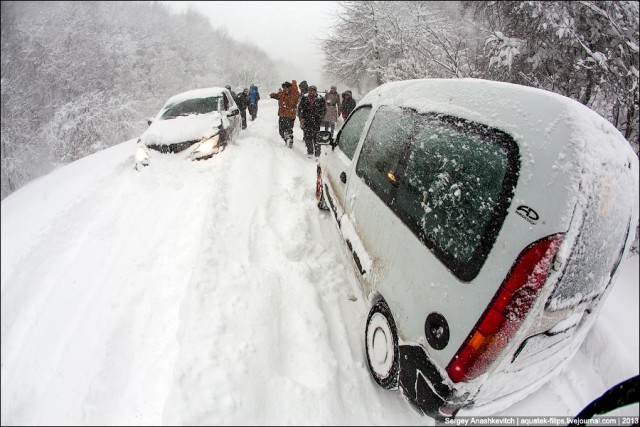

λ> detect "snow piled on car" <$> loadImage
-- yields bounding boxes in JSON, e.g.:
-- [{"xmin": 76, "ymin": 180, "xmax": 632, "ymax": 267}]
[{"xmin": 141, "ymin": 112, "xmax": 223, "ymax": 146}]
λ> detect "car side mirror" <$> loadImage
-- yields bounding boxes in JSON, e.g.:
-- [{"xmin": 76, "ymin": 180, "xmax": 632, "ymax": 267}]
[
  {"xmin": 228, "ymin": 109, "xmax": 239, "ymax": 117},
  {"xmin": 315, "ymin": 130, "xmax": 333, "ymax": 145},
  {"xmin": 147, "ymin": 118, "xmax": 154, "ymax": 126}
]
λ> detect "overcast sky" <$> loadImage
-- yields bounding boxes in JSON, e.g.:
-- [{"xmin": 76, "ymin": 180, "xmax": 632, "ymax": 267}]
[{"xmin": 165, "ymin": 1, "xmax": 340, "ymax": 89}]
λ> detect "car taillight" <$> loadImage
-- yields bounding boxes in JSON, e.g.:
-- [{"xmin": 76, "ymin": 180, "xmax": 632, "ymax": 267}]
[{"xmin": 447, "ymin": 233, "xmax": 564, "ymax": 383}]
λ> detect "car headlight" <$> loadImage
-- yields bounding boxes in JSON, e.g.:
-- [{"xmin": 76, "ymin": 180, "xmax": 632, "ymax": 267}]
[
  {"xmin": 191, "ymin": 133, "xmax": 221, "ymax": 160},
  {"xmin": 134, "ymin": 143, "xmax": 150, "ymax": 171}
]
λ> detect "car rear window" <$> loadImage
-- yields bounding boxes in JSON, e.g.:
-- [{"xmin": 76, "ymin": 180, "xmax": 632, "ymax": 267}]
[
  {"xmin": 161, "ymin": 96, "xmax": 220, "ymax": 119},
  {"xmin": 356, "ymin": 108, "xmax": 520, "ymax": 281}
]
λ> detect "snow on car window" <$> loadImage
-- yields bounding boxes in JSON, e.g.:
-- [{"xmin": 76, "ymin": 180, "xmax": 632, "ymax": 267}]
[
  {"xmin": 395, "ymin": 115, "xmax": 509, "ymax": 263},
  {"xmin": 353, "ymin": 104, "xmax": 519, "ymax": 280},
  {"xmin": 161, "ymin": 96, "xmax": 220, "ymax": 120},
  {"xmin": 355, "ymin": 106, "xmax": 413, "ymax": 200},
  {"xmin": 337, "ymin": 106, "xmax": 371, "ymax": 160}
]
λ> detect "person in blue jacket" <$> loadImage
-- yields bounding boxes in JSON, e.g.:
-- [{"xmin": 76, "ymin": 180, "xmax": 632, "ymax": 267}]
[{"xmin": 249, "ymin": 85, "xmax": 260, "ymax": 121}]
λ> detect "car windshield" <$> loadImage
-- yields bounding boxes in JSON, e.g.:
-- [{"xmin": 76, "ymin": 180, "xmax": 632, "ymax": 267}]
[{"xmin": 161, "ymin": 96, "xmax": 220, "ymax": 120}]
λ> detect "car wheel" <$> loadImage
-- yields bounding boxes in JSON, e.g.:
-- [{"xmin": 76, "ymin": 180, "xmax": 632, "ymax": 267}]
[
  {"xmin": 365, "ymin": 299, "xmax": 399, "ymax": 389},
  {"xmin": 220, "ymin": 129, "xmax": 229, "ymax": 145},
  {"xmin": 317, "ymin": 192, "xmax": 329, "ymax": 210},
  {"xmin": 316, "ymin": 166, "xmax": 329, "ymax": 210}
]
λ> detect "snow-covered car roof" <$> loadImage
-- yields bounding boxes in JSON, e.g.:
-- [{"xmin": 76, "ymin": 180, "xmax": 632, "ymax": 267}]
[
  {"xmin": 162, "ymin": 87, "xmax": 229, "ymax": 111},
  {"xmin": 360, "ymin": 79, "xmax": 629, "ymax": 155},
  {"xmin": 359, "ymin": 78, "xmax": 638, "ymax": 203}
]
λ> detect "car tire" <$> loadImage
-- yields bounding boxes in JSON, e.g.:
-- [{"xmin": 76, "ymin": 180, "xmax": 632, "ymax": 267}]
[
  {"xmin": 317, "ymin": 193, "xmax": 329, "ymax": 210},
  {"xmin": 316, "ymin": 167, "xmax": 329, "ymax": 211},
  {"xmin": 220, "ymin": 129, "xmax": 229, "ymax": 145},
  {"xmin": 365, "ymin": 299, "xmax": 399, "ymax": 390}
]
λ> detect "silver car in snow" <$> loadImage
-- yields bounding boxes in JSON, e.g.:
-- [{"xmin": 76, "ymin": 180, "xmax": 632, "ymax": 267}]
[
  {"xmin": 315, "ymin": 78, "xmax": 639, "ymax": 420},
  {"xmin": 135, "ymin": 87, "xmax": 241, "ymax": 170}
]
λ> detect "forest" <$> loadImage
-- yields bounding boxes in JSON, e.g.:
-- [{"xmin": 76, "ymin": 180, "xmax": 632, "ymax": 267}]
[
  {"xmin": 2, "ymin": 2, "xmax": 638, "ymax": 217},
  {"xmin": 1, "ymin": 1, "xmax": 284, "ymax": 199},
  {"xmin": 322, "ymin": 1, "xmax": 638, "ymax": 142}
]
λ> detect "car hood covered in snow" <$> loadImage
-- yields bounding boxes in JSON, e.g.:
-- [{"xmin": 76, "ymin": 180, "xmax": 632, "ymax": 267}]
[{"xmin": 141, "ymin": 112, "xmax": 223, "ymax": 146}]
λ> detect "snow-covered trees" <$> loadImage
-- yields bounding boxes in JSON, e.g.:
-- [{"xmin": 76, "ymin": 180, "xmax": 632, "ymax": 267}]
[
  {"xmin": 323, "ymin": 1, "xmax": 638, "ymax": 149},
  {"xmin": 464, "ymin": 1, "xmax": 639, "ymax": 147},
  {"xmin": 320, "ymin": 1, "xmax": 386, "ymax": 95},
  {"xmin": 1, "ymin": 1, "xmax": 281, "ymax": 200},
  {"xmin": 321, "ymin": 1, "xmax": 480, "ymax": 94}
]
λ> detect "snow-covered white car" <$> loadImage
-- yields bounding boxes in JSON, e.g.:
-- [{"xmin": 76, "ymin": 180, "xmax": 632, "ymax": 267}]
[
  {"xmin": 135, "ymin": 87, "xmax": 241, "ymax": 170},
  {"xmin": 314, "ymin": 79, "xmax": 639, "ymax": 420}
]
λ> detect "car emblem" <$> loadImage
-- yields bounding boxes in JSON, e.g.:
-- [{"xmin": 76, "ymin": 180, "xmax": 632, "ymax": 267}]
[{"xmin": 516, "ymin": 205, "xmax": 539, "ymax": 224}]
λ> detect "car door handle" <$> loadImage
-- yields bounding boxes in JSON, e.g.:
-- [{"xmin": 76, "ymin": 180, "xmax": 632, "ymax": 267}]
[{"xmin": 340, "ymin": 172, "xmax": 347, "ymax": 184}]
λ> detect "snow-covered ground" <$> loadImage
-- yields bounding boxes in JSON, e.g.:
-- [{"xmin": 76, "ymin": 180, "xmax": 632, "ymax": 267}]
[{"xmin": 1, "ymin": 99, "xmax": 638, "ymax": 425}]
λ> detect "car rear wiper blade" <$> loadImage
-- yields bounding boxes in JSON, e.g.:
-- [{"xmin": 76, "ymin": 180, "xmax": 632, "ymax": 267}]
[{"xmin": 571, "ymin": 375, "xmax": 639, "ymax": 423}]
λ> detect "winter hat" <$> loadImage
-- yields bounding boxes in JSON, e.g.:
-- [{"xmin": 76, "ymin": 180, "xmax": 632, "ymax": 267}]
[
  {"xmin": 344, "ymin": 90, "xmax": 352, "ymax": 96},
  {"xmin": 282, "ymin": 81, "xmax": 292, "ymax": 88},
  {"xmin": 309, "ymin": 85, "xmax": 317, "ymax": 91},
  {"xmin": 300, "ymin": 80, "xmax": 308, "ymax": 86}
]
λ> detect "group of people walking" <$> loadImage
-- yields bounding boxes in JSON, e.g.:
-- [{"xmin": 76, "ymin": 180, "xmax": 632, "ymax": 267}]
[
  {"xmin": 270, "ymin": 80, "xmax": 356, "ymax": 158},
  {"xmin": 226, "ymin": 80, "xmax": 356, "ymax": 158}
]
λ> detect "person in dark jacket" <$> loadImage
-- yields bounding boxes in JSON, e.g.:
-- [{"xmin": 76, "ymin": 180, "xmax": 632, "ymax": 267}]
[
  {"xmin": 249, "ymin": 85, "xmax": 260, "ymax": 121},
  {"xmin": 236, "ymin": 88, "xmax": 250, "ymax": 129},
  {"xmin": 297, "ymin": 85, "xmax": 326, "ymax": 157},
  {"xmin": 341, "ymin": 90, "xmax": 356, "ymax": 120},
  {"xmin": 225, "ymin": 85, "xmax": 237, "ymax": 100},
  {"xmin": 299, "ymin": 81, "xmax": 309, "ymax": 98},
  {"xmin": 297, "ymin": 80, "xmax": 309, "ymax": 129}
]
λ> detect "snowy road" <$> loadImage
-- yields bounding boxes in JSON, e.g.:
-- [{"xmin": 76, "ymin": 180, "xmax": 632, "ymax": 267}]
[
  {"xmin": 1, "ymin": 99, "xmax": 638, "ymax": 425},
  {"xmin": 1, "ymin": 100, "xmax": 424, "ymax": 425}
]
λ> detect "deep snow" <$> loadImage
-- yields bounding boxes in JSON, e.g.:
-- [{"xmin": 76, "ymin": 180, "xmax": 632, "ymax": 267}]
[{"xmin": 1, "ymin": 99, "xmax": 638, "ymax": 425}]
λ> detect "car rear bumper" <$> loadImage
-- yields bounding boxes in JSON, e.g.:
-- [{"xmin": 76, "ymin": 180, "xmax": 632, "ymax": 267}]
[{"xmin": 398, "ymin": 344, "xmax": 470, "ymax": 420}]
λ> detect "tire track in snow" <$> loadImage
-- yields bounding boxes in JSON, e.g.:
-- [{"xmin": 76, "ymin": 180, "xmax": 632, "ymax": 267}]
[
  {"xmin": 162, "ymin": 127, "xmax": 345, "ymax": 424},
  {"xmin": 162, "ymin": 105, "xmax": 424, "ymax": 425}
]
